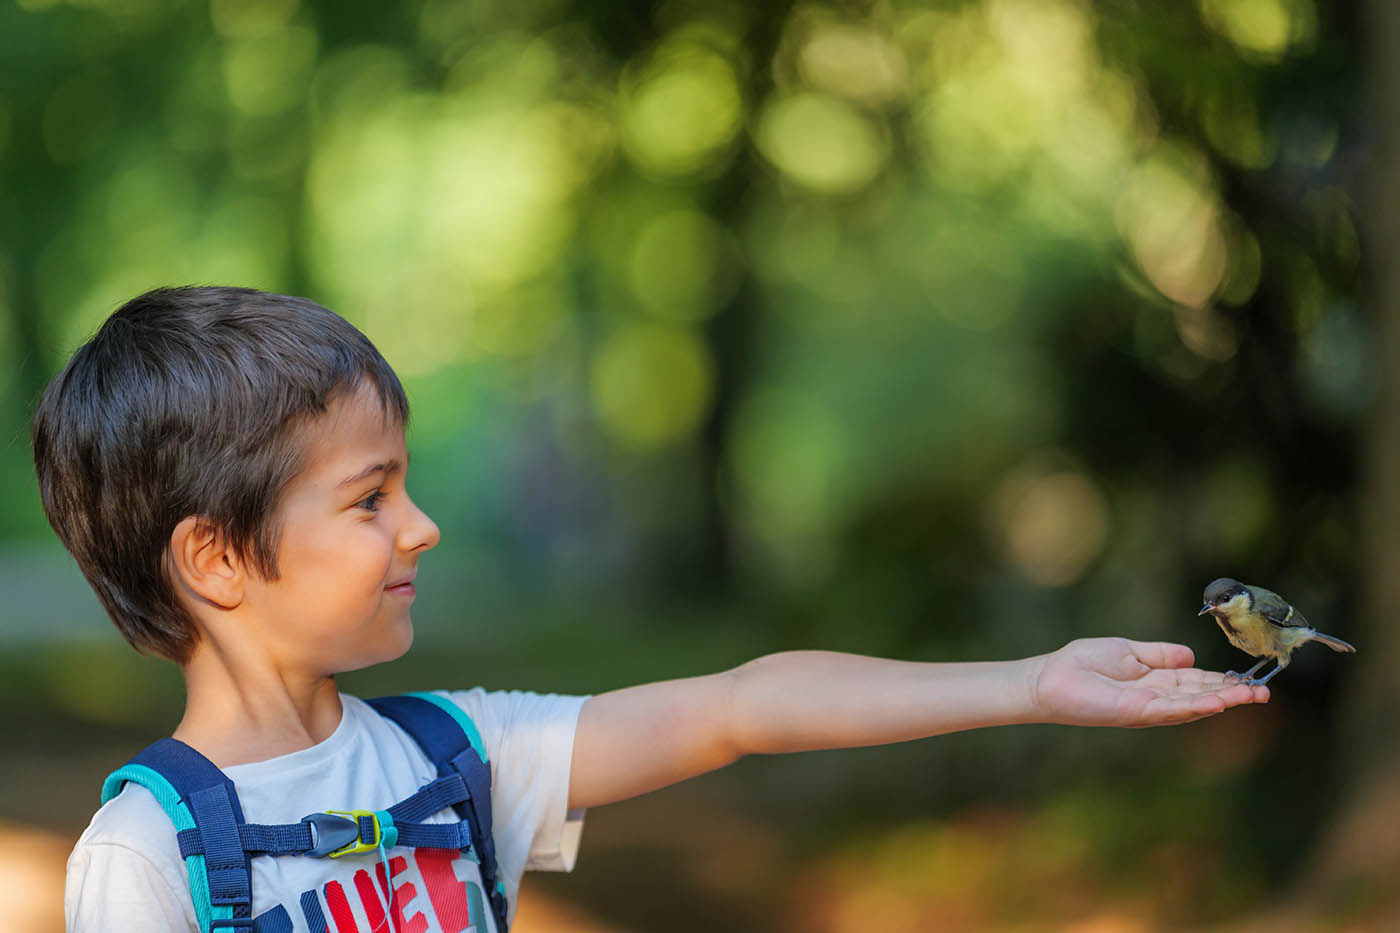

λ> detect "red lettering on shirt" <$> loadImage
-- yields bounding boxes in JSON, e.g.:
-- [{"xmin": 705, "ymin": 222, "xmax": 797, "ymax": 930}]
[
  {"xmin": 414, "ymin": 848, "xmax": 473, "ymax": 932},
  {"xmin": 375, "ymin": 855, "xmax": 429, "ymax": 933},
  {"xmin": 324, "ymin": 880, "xmax": 360, "ymax": 933},
  {"xmin": 353, "ymin": 868, "xmax": 389, "ymax": 931}
]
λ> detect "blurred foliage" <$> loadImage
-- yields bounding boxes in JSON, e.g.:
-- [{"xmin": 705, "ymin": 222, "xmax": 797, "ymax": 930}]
[{"xmin": 0, "ymin": 0, "xmax": 1373, "ymax": 929}]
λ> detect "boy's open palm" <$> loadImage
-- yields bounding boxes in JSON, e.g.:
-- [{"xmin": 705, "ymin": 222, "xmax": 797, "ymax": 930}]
[{"xmin": 1031, "ymin": 637, "xmax": 1269, "ymax": 728}]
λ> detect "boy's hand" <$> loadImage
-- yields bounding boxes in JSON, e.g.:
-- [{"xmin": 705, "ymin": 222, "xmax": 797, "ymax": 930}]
[{"xmin": 1029, "ymin": 637, "xmax": 1269, "ymax": 727}]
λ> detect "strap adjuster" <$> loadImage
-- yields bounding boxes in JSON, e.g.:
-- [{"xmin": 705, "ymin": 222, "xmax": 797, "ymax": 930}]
[
  {"xmin": 302, "ymin": 811, "xmax": 362, "ymax": 857},
  {"xmin": 329, "ymin": 809, "xmax": 384, "ymax": 858},
  {"xmin": 333, "ymin": 801, "xmax": 400, "ymax": 851}
]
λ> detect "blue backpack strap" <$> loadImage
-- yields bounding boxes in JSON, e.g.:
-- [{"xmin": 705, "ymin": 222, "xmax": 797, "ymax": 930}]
[
  {"xmin": 172, "ymin": 775, "xmax": 478, "ymax": 860},
  {"xmin": 368, "ymin": 692, "xmax": 510, "ymax": 932},
  {"xmin": 101, "ymin": 738, "xmax": 254, "ymax": 932}
]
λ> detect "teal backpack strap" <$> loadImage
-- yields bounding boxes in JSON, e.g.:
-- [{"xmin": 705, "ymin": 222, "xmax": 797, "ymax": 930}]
[
  {"xmin": 367, "ymin": 693, "xmax": 509, "ymax": 931},
  {"xmin": 102, "ymin": 738, "xmax": 255, "ymax": 932}
]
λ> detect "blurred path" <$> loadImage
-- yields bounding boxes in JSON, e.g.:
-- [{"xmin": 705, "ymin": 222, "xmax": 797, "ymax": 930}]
[
  {"xmin": 0, "ymin": 824, "xmax": 67, "ymax": 933},
  {"xmin": 513, "ymin": 880, "xmax": 629, "ymax": 932}
]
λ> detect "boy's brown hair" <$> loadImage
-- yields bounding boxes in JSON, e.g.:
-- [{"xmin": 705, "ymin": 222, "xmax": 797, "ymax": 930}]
[{"xmin": 32, "ymin": 286, "xmax": 409, "ymax": 663}]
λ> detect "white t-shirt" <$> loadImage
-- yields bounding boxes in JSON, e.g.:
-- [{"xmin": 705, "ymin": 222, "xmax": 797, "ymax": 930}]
[{"xmin": 65, "ymin": 690, "xmax": 588, "ymax": 933}]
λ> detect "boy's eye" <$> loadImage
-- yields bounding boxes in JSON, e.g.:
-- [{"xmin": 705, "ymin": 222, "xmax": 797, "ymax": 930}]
[{"xmin": 357, "ymin": 491, "xmax": 385, "ymax": 512}]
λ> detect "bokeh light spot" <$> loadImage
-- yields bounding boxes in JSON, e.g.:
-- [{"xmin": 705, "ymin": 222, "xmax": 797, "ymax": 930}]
[
  {"xmin": 992, "ymin": 456, "xmax": 1109, "ymax": 586},
  {"xmin": 1115, "ymin": 147, "xmax": 1228, "ymax": 307},
  {"xmin": 620, "ymin": 44, "xmax": 743, "ymax": 180},
  {"xmin": 756, "ymin": 93, "xmax": 889, "ymax": 194},
  {"xmin": 798, "ymin": 23, "xmax": 909, "ymax": 106},
  {"xmin": 1198, "ymin": 0, "xmax": 1316, "ymax": 62},
  {"xmin": 627, "ymin": 209, "xmax": 741, "ymax": 323},
  {"xmin": 591, "ymin": 324, "xmax": 714, "ymax": 451}
]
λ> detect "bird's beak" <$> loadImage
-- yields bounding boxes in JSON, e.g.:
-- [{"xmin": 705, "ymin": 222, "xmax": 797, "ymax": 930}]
[{"xmin": 1198, "ymin": 604, "xmax": 1213, "ymax": 616}]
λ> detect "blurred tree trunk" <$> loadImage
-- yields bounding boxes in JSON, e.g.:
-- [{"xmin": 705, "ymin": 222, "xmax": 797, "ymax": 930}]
[
  {"xmin": 1357, "ymin": 0, "xmax": 1400, "ymax": 755},
  {"xmin": 1289, "ymin": 0, "xmax": 1400, "ymax": 923},
  {"xmin": 1353, "ymin": 0, "xmax": 1400, "ymax": 825}
]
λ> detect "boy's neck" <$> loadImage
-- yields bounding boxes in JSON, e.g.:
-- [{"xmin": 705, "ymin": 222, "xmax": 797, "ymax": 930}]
[{"xmin": 174, "ymin": 640, "xmax": 345, "ymax": 768}]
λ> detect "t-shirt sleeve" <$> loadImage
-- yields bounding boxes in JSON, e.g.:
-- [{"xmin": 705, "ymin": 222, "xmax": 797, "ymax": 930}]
[
  {"xmin": 65, "ymin": 787, "xmax": 199, "ymax": 932},
  {"xmin": 441, "ymin": 688, "xmax": 588, "ymax": 877}
]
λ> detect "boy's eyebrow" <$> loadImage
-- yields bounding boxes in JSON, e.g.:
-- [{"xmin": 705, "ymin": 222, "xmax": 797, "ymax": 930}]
[{"xmin": 337, "ymin": 458, "xmax": 404, "ymax": 488}]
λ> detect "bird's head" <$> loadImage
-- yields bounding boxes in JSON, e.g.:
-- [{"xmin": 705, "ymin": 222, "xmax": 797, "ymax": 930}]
[{"xmin": 1200, "ymin": 577, "xmax": 1250, "ymax": 618}]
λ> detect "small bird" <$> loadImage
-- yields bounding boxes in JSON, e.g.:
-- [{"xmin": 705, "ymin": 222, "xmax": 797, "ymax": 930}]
[{"xmin": 1199, "ymin": 577, "xmax": 1355, "ymax": 686}]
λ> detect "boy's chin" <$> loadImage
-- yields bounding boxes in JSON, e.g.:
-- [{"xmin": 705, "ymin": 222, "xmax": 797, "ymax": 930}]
[
  {"xmin": 341, "ymin": 621, "xmax": 415, "ymax": 672},
  {"xmin": 379, "ymin": 621, "xmax": 415, "ymax": 663}
]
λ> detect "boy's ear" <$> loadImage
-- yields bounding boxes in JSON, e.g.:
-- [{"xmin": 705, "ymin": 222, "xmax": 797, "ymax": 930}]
[{"xmin": 169, "ymin": 516, "xmax": 245, "ymax": 610}]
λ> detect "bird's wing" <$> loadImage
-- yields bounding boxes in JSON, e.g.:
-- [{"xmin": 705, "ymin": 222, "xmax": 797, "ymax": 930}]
[{"xmin": 1252, "ymin": 586, "xmax": 1310, "ymax": 628}]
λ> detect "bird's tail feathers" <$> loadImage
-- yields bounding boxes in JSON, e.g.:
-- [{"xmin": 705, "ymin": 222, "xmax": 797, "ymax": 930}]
[{"xmin": 1310, "ymin": 631, "xmax": 1356, "ymax": 653}]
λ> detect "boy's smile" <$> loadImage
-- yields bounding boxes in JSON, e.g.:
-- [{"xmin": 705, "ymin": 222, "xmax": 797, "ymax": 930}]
[
  {"xmin": 240, "ymin": 381, "xmax": 440, "ymax": 675},
  {"xmin": 385, "ymin": 569, "xmax": 417, "ymax": 597}
]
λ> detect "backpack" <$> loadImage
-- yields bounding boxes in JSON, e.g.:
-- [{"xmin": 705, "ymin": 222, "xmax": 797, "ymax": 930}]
[{"xmin": 100, "ymin": 692, "xmax": 511, "ymax": 932}]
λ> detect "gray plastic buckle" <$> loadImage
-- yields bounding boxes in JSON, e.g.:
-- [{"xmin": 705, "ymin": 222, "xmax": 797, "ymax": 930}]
[{"xmin": 302, "ymin": 812, "xmax": 360, "ymax": 857}]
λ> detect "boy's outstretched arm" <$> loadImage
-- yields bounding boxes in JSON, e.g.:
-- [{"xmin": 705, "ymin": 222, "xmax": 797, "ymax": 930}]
[{"xmin": 568, "ymin": 637, "xmax": 1267, "ymax": 809}]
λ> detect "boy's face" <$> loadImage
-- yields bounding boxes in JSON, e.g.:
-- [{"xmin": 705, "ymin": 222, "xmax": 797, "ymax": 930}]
[{"xmin": 241, "ymin": 382, "xmax": 440, "ymax": 675}]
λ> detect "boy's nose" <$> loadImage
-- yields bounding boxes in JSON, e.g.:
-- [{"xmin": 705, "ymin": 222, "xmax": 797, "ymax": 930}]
[{"xmin": 401, "ymin": 496, "xmax": 441, "ymax": 552}]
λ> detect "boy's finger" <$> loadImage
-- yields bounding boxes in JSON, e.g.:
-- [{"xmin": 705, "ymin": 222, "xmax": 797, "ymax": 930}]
[
  {"xmin": 1138, "ymin": 680, "xmax": 1265, "ymax": 726},
  {"xmin": 1126, "ymin": 640, "xmax": 1195, "ymax": 670}
]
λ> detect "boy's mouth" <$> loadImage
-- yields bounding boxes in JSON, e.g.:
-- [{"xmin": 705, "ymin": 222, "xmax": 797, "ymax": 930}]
[{"xmin": 386, "ymin": 570, "xmax": 417, "ymax": 596}]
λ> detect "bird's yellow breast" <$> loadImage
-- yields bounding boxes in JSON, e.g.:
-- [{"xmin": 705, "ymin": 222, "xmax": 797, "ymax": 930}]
[{"xmin": 1214, "ymin": 614, "xmax": 1280, "ymax": 658}]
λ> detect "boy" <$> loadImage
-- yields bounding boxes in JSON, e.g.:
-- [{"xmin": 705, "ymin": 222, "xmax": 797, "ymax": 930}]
[{"xmin": 38, "ymin": 287, "xmax": 1267, "ymax": 932}]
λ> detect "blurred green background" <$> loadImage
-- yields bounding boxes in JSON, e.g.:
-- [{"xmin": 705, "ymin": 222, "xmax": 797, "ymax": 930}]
[{"xmin": 3, "ymin": 0, "xmax": 1396, "ymax": 930}]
